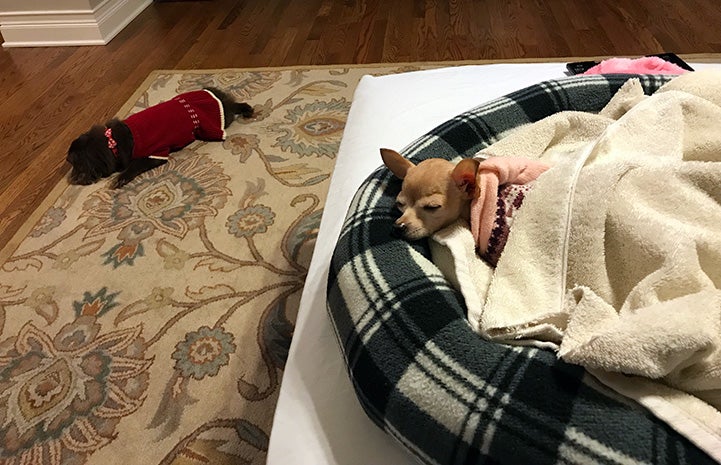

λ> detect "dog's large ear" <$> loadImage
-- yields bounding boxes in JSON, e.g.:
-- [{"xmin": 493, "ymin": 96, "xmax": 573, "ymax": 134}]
[
  {"xmin": 380, "ymin": 148, "xmax": 415, "ymax": 179},
  {"xmin": 451, "ymin": 158, "xmax": 480, "ymax": 198}
]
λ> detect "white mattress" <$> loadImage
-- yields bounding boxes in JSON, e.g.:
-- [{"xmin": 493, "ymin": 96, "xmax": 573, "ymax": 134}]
[{"xmin": 266, "ymin": 61, "xmax": 719, "ymax": 465}]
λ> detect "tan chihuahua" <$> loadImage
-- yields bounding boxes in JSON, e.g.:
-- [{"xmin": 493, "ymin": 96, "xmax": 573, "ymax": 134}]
[{"xmin": 381, "ymin": 148, "xmax": 479, "ymax": 240}]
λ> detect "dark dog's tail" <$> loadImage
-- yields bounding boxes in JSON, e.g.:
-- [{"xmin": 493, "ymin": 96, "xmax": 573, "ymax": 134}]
[
  {"xmin": 205, "ymin": 86, "xmax": 254, "ymax": 125},
  {"xmin": 233, "ymin": 102, "xmax": 254, "ymax": 118}
]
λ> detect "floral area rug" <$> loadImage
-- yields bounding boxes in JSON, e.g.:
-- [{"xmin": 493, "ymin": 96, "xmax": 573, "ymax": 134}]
[{"xmin": 0, "ymin": 64, "xmax": 441, "ymax": 465}]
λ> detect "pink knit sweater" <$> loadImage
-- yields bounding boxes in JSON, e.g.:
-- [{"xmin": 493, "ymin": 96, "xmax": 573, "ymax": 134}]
[{"xmin": 470, "ymin": 157, "xmax": 549, "ymax": 265}]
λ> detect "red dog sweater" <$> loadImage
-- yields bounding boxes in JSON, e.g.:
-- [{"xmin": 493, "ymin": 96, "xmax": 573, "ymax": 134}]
[{"xmin": 123, "ymin": 89, "xmax": 226, "ymax": 160}]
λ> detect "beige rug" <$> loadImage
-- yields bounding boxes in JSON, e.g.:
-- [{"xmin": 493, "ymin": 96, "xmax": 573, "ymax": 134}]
[{"xmin": 0, "ymin": 63, "xmax": 458, "ymax": 465}]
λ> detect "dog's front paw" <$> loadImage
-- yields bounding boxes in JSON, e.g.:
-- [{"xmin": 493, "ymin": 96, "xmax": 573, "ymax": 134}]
[{"xmin": 113, "ymin": 176, "xmax": 130, "ymax": 189}]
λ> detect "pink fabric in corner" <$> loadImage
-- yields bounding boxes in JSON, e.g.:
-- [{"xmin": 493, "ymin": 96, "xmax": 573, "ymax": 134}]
[
  {"xmin": 469, "ymin": 157, "xmax": 549, "ymax": 258},
  {"xmin": 583, "ymin": 56, "xmax": 688, "ymax": 75}
]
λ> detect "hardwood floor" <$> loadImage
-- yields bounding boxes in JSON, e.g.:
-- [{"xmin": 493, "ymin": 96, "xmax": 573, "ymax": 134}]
[{"xmin": 1, "ymin": 0, "xmax": 720, "ymax": 248}]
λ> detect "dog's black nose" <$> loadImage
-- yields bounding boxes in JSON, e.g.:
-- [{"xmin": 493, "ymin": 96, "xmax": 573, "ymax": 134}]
[
  {"xmin": 391, "ymin": 222, "xmax": 407, "ymax": 238},
  {"xmin": 69, "ymin": 174, "xmax": 89, "ymax": 185}
]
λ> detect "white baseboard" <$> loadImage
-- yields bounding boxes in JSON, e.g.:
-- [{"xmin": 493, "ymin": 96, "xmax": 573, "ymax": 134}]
[{"xmin": 0, "ymin": 0, "xmax": 152, "ymax": 48}]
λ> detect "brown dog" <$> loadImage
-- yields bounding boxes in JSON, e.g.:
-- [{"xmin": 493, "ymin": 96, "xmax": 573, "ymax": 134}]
[
  {"xmin": 380, "ymin": 148, "xmax": 479, "ymax": 240},
  {"xmin": 382, "ymin": 147, "xmax": 550, "ymax": 266}
]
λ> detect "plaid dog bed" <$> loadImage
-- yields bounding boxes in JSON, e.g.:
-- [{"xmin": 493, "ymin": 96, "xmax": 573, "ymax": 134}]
[{"xmin": 327, "ymin": 74, "xmax": 716, "ymax": 465}]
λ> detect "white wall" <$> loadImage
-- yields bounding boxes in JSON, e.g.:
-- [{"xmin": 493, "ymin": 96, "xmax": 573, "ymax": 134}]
[
  {"xmin": 0, "ymin": 0, "xmax": 95, "ymax": 11},
  {"xmin": 0, "ymin": 0, "xmax": 151, "ymax": 47}
]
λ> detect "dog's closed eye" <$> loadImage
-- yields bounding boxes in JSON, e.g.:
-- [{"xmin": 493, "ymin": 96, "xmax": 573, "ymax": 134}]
[
  {"xmin": 395, "ymin": 200, "xmax": 406, "ymax": 210},
  {"xmin": 423, "ymin": 204, "xmax": 442, "ymax": 211}
]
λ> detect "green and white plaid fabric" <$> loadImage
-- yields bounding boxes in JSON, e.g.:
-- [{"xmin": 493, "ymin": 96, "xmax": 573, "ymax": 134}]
[{"xmin": 327, "ymin": 74, "xmax": 715, "ymax": 465}]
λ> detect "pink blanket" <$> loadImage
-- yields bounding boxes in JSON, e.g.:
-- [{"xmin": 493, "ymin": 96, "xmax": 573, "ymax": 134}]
[{"xmin": 583, "ymin": 56, "xmax": 688, "ymax": 75}]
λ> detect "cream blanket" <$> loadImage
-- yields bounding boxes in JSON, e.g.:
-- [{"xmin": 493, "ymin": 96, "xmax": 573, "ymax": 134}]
[{"xmin": 431, "ymin": 70, "xmax": 721, "ymax": 461}]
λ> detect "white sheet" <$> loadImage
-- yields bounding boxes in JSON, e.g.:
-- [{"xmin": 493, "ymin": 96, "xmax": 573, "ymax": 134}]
[{"xmin": 266, "ymin": 62, "xmax": 720, "ymax": 465}]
